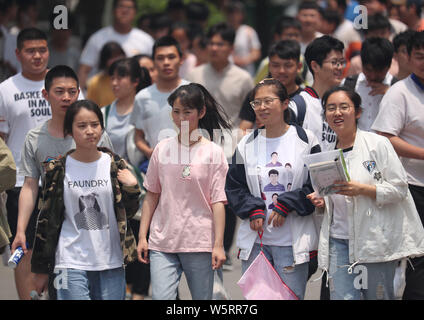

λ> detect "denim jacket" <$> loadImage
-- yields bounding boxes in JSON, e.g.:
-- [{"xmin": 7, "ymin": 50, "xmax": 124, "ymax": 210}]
[{"xmin": 31, "ymin": 147, "xmax": 141, "ymax": 274}]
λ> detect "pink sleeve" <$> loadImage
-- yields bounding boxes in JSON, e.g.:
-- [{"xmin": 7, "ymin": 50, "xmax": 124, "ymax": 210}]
[
  {"xmin": 143, "ymin": 146, "xmax": 161, "ymax": 193},
  {"xmin": 210, "ymin": 148, "xmax": 229, "ymax": 204}
]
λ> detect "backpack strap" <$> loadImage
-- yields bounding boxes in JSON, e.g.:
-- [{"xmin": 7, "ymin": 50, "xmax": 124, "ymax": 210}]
[
  {"xmin": 104, "ymin": 104, "xmax": 111, "ymax": 128},
  {"xmin": 291, "ymin": 94, "xmax": 306, "ymax": 127},
  {"xmin": 390, "ymin": 76, "xmax": 398, "ymax": 86},
  {"xmin": 343, "ymin": 74, "xmax": 359, "ymax": 90},
  {"xmin": 294, "ymin": 124, "xmax": 308, "ymax": 144}
]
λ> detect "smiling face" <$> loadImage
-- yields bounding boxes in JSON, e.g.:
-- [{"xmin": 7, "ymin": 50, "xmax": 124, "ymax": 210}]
[
  {"xmin": 71, "ymin": 108, "xmax": 103, "ymax": 150},
  {"xmin": 252, "ymin": 85, "xmax": 288, "ymax": 128},
  {"xmin": 324, "ymin": 90, "xmax": 361, "ymax": 136},
  {"xmin": 43, "ymin": 77, "xmax": 79, "ymax": 118},
  {"xmin": 312, "ymin": 50, "xmax": 344, "ymax": 87}
]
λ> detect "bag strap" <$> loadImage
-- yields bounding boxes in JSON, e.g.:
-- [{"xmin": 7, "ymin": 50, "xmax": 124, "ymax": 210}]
[
  {"xmin": 104, "ymin": 104, "xmax": 111, "ymax": 128},
  {"xmin": 291, "ymin": 94, "xmax": 306, "ymax": 127},
  {"xmin": 343, "ymin": 74, "xmax": 359, "ymax": 90},
  {"xmin": 258, "ymin": 230, "xmax": 264, "ymax": 251}
]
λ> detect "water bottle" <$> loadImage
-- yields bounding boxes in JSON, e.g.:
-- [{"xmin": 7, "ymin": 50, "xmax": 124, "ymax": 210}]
[{"xmin": 8, "ymin": 246, "xmax": 24, "ymax": 268}]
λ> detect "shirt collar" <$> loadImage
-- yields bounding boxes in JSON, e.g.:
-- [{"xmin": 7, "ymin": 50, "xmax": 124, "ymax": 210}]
[
  {"xmin": 358, "ymin": 72, "xmax": 392, "ymax": 86},
  {"xmin": 411, "ymin": 73, "xmax": 424, "ymax": 91}
]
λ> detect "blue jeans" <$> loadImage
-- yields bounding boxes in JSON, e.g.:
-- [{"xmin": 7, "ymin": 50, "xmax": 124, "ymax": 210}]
[
  {"xmin": 241, "ymin": 243, "xmax": 309, "ymax": 300},
  {"xmin": 55, "ymin": 267, "xmax": 126, "ymax": 300},
  {"xmin": 149, "ymin": 250, "xmax": 214, "ymax": 300},
  {"xmin": 328, "ymin": 237, "xmax": 397, "ymax": 300}
]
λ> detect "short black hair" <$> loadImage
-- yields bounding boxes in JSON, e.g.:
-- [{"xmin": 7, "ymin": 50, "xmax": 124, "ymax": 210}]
[
  {"xmin": 113, "ymin": 0, "xmax": 137, "ymax": 10},
  {"xmin": 98, "ymin": 42, "xmax": 125, "ymax": 71},
  {"xmin": 363, "ymin": 13, "xmax": 391, "ymax": 35},
  {"xmin": 169, "ymin": 22, "xmax": 194, "ymax": 42},
  {"xmin": 268, "ymin": 169, "xmax": 279, "ymax": 176},
  {"xmin": 304, "ymin": 35, "xmax": 344, "ymax": 76},
  {"xmin": 319, "ymin": 8, "xmax": 341, "ymax": 27},
  {"xmin": 407, "ymin": 30, "xmax": 424, "ymax": 55},
  {"xmin": 152, "ymin": 36, "xmax": 183, "ymax": 58},
  {"xmin": 185, "ymin": 2, "xmax": 210, "ymax": 23},
  {"xmin": 206, "ymin": 22, "xmax": 235, "ymax": 45},
  {"xmin": 298, "ymin": 0, "xmax": 320, "ymax": 12},
  {"xmin": 44, "ymin": 65, "xmax": 79, "ymax": 92},
  {"xmin": 17, "ymin": 27, "xmax": 47, "ymax": 50},
  {"xmin": 393, "ymin": 30, "xmax": 417, "ymax": 52},
  {"xmin": 268, "ymin": 40, "xmax": 301, "ymax": 62},
  {"xmin": 63, "ymin": 100, "xmax": 104, "ymax": 137},
  {"xmin": 361, "ymin": 37, "xmax": 394, "ymax": 70},
  {"xmin": 274, "ymin": 16, "xmax": 302, "ymax": 36}
]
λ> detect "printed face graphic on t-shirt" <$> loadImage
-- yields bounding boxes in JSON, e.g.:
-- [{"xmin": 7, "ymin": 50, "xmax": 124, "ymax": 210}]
[
  {"xmin": 266, "ymin": 152, "xmax": 283, "ymax": 167},
  {"xmin": 74, "ymin": 193, "xmax": 109, "ymax": 231}
]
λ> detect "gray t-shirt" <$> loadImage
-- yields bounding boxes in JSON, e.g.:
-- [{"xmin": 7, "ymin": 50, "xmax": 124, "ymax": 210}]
[
  {"xmin": 130, "ymin": 81, "xmax": 189, "ymax": 149},
  {"xmin": 104, "ymin": 100, "xmax": 132, "ymax": 160},
  {"xmin": 20, "ymin": 121, "xmax": 114, "ymax": 184}
]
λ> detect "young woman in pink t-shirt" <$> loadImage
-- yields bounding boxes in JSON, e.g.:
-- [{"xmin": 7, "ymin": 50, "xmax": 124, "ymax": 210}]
[{"xmin": 137, "ymin": 83, "xmax": 231, "ymax": 300}]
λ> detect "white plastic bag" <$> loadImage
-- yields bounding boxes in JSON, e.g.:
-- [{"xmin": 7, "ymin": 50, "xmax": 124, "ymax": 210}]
[
  {"xmin": 237, "ymin": 251, "xmax": 299, "ymax": 300},
  {"xmin": 212, "ymin": 270, "xmax": 231, "ymax": 300}
]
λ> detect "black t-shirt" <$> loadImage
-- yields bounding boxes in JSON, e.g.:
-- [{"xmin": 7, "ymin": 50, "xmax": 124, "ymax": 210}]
[{"xmin": 239, "ymin": 87, "xmax": 304, "ymax": 123}]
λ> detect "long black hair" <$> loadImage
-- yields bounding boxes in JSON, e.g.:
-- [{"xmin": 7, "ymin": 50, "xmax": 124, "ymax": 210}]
[{"xmin": 167, "ymin": 83, "xmax": 231, "ymax": 140}]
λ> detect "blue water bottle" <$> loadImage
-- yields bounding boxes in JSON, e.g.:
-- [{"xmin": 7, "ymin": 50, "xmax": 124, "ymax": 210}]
[{"xmin": 8, "ymin": 246, "xmax": 24, "ymax": 268}]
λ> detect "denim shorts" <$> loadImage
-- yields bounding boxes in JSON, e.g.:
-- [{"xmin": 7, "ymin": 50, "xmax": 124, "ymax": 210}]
[{"xmin": 241, "ymin": 243, "xmax": 309, "ymax": 300}]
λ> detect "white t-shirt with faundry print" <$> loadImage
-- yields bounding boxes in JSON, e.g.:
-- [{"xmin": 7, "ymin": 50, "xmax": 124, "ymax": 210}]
[
  {"xmin": 0, "ymin": 73, "xmax": 51, "ymax": 187},
  {"xmin": 55, "ymin": 152, "xmax": 123, "ymax": 271}
]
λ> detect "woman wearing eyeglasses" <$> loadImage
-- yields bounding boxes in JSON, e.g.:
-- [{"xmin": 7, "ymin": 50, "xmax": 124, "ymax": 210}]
[
  {"xmin": 308, "ymin": 86, "xmax": 424, "ymax": 300},
  {"xmin": 225, "ymin": 78, "xmax": 321, "ymax": 299}
]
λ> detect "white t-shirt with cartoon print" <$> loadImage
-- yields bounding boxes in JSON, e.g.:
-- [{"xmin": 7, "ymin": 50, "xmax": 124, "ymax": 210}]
[{"xmin": 55, "ymin": 152, "xmax": 122, "ymax": 271}]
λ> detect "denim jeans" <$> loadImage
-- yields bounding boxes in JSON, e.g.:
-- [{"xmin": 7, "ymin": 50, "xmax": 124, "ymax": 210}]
[
  {"xmin": 328, "ymin": 237, "xmax": 397, "ymax": 300},
  {"xmin": 149, "ymin": 250, "xmax": 214, "ymax": 300},
  {"xmin": 241, "ymin": 243, "xmax": 309, "ymax": 300},
  {"xmin": 55, "ymin": 267, "xmax": 126, "ymax": 300}
]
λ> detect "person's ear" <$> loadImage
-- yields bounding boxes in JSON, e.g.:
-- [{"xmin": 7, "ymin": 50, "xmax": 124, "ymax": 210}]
[
  {"xmin": 310, "ymin": 60, "xmax": 320, "ymax": 75},
  {"xmin": 42, "ymin": 88, "xmax": 49, "ymax": 100},
  {"xmin": 355, "ymin": 107, "xmax": 362, "ymax": 120},
  {"xmin": 199, "ymin": 106, "xmax": 206, "ymax": 119}
]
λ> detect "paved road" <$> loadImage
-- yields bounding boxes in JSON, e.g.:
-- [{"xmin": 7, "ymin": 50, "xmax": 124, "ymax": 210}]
[
  {"xmin": 0, "ymin": 247, "xmax": 321, "ymax": 300},
  {"xmin": 0, "ymin": 217, "xmax": 321, "ymax": 300}
]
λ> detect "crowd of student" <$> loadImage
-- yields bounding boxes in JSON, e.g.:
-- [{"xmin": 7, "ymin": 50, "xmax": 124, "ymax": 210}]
[{"xmin": 0, "ymin": 0, "xmax": 424, "ymax": 301}]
